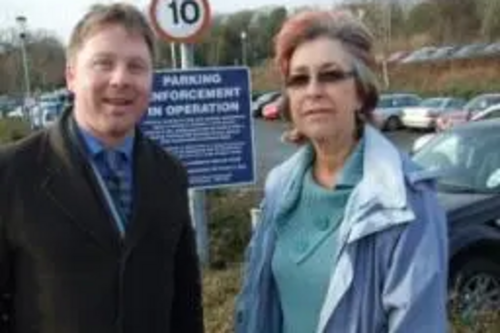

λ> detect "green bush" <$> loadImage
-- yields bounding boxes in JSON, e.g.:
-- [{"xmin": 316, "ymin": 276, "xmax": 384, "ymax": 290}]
[
  {"xmin": 206, "ymin": 188, "xmax": 260, "ymax": 269},
  {"xmin": 440, "ymin": 80, "xmax": 500, "ymax": 100},
  {"xmin": 0, "ymin": 118, "xmax": 31, "ymax": 144},
  {"xmin": 202, "ymin": 266, "xmax": 500, "ymax": 333},
  {"xmin": 203, "ymin": 265, "xmax": 242, "ymax": 333}
]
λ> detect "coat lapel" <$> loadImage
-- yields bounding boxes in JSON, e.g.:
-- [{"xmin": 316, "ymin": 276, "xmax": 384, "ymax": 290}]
[{"xmin": 40, "ymin": 113, "xmax": 121, "ymax": 253}]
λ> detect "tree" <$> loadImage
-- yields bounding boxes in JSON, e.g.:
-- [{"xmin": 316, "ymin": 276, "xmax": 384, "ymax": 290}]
[
  {"xmin": 478, "ymin": 0, "xmax": 500, "ymax": 41},
  {"xmin": 406, "ymin": 0, "xmax": 439, "ymax": 36},
  {"xmin": 0, "ymin": 28, "xmax": 65, "ymax": 95},
  {"xmin": 432, "ymin": 0, "xmax": 480, "ymax": 43}
]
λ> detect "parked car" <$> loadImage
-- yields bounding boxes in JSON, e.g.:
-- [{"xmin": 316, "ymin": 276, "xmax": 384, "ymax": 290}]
[
  {"xmin": 412, "ymin": 119, "xmax": 500, "ymax": 318},
  {"xmin": 251, "ymin": 91, "xmax": 280, "ymax": 118},
  {"xmin": 0, "ymin": 96, "xmax": 20, "ymax": 116},
  {"xmin": 451, "ymin": 43, "xmax": 489, "ymax": 60},
  {"xmin": 402, "ymin": 97, "xmax": 466, "ymax": 130},
  {"xmin": 471, "ymin": 104, "xmax": 500, "ymax": 122},
  {"xmin": 436, "ymin": 93, "xmax": 500, "ymax": 131},
  {"xmin": 400, "ymin": 46, "xmax": 437, "ymax": 63},
  {"xmin": 34, "ymin": 89, "xmax": 72, "ymax": 129},
  {"xmin": 262, "ymin": 96, "xmax": 283, "ymax": 120},
  {"xmin": 387, "ymin": 50, "xmax": 410, "ymax": 64},
  {"xmin": 7, "ymin": 106, "xmax": 25, "ymax": 118},
  {"xmin": 372, "ymin": 93, "xmax": 421, "ymax": 131},
  {"xmin": 481, "ymin": 42, "xmax": 500, "ymax": 57},
  {"xmin": 426, "ymin": 45, "xmax": 461, "ymax": 61}
]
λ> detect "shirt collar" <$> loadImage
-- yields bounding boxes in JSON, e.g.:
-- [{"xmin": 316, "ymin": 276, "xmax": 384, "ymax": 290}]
[{"xmin": 76, "ymin": 122, "xmax": 135, "ymax": 161}]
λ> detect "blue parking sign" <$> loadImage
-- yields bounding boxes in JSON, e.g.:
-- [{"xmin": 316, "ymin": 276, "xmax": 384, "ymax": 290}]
[{"xmin": 141, "ymin": 67, "xmax": 256, "ymax": 189}]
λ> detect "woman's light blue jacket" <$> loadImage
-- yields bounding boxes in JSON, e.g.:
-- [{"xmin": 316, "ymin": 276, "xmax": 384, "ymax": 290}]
[{"xmin": 235, "ymin": 125, "xmax": 448, "ymax": 333}]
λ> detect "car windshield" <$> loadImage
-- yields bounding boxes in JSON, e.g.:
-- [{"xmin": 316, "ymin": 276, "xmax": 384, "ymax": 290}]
[
  {"xmin": 420, "ymin": 98, "xmax": 444, "ymax": 108},
  {"xmin": 377, "ymin": 96, "xmax": 394, "ymax": 108},
  {"xmin": 413, "ymin": 125, "xmax": 500, "ymax": 194},
  {"xmin": 465, "ymin": 96, "xmax": 500, "ymax": 113}
]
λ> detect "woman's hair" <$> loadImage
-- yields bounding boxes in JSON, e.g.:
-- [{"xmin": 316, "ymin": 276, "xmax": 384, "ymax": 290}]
[{"xmin": 274, "ymin": 10, "xmax": 380, "ymax": 143}]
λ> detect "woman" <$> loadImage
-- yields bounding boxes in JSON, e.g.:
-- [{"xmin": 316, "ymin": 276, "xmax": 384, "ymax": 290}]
[{"xmin": 236, "ymin": 10, "xmax": 448, "ymax": 333}]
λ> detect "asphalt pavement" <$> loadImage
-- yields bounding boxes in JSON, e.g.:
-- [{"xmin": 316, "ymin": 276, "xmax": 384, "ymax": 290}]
[{"xmin": 251, "ymin": 118, "xmax": 425, "ymax": 187}]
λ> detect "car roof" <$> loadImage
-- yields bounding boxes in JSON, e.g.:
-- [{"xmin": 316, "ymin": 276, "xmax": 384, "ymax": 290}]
[
  {"xmin": 473, "ymin": 93, "xmax": 500, "ymax": 99},
  {"xmin": 380, "ymin": 93, "xmax": 419, "ymax": 98}
]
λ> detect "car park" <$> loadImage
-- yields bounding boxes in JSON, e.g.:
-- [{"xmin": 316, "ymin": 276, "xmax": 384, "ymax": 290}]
[
  {"xmin": 372, "ymin": 93, "xmax": 421, "ymax": 131},
  {"xmin": 0, "ymin": 96, "xmax": 20, "ymax": 117},
  {"xmin": 451, "ymin": 43, "xmax": 489, "ymax": 60},
  {"xmin": 251, "ymin": 91, "xmax": 280, "ymax": 118},
  {"xmin": 7, "ymin": 106, "xmax": 25, "ymax": 118},
  {"xmin": 400, "ymin": 46, "xmax": 437, "ymax": 63},
  {"xmin": 262, "ymin": 96, "xmax": 283, "ymax": 120},
  {"xmin": 436, "ymin": 93, "xmax": 500, "ymax": 131},
  {"xmin": 471, "ymin": 104, "xmax": 500, "ymax": 122},
  {"xmin": 402, "ymin": 97, "xmax": 466, "ymax": 130},
  {"xmin": 426, "ymin": 45, "xmax": 461, "ymax": 61},
  {"xmin": 481, "ymin": 42, "xmax": 500, "ymax": 57},
  {"xmin": 387, "ymin": 50, "xmax": 410, "ymax": 64},
  {"xmin": 412, "ymin": 119, "xmax": 500, "ymax": 317},
  {"xmin": 34, "ymin": 89, "xmax": 72, "ymax": 129}
]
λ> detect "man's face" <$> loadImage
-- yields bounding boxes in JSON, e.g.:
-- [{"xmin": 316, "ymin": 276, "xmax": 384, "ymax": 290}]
[{"xmin": 66, "ymin": 24, "xmax": 153, "ymax": 145}]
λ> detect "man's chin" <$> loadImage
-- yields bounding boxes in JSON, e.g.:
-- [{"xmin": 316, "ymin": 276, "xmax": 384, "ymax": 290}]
[{"xmin": 105, "ymin": 123, "xmax": 135, "ymax": 139}]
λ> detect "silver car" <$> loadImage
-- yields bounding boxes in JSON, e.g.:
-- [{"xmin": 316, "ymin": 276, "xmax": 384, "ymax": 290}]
[{"xmin": 402, "ymin": 97, "xmax": 466, "ymax": 130}]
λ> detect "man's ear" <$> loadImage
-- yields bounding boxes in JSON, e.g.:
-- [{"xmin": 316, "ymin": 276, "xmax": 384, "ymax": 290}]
[{"xmin": 65, "ymin": 63, "xmax": 75, "ymax": 93}]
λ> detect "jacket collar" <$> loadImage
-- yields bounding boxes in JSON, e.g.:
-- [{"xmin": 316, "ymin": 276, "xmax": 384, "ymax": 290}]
[
  {"xmin": 357, "ymin": 125, "xmax": 407, "ymax": 209},
  {"xmin": 273, "ymin": 125, "xmax": 409, "ymax": 213}
]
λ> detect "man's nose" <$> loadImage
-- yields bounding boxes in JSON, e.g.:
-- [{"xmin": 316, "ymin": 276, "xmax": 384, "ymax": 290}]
[{"xmin": 109, "ymin": 65, "xmax": 131, "ymax": 87}]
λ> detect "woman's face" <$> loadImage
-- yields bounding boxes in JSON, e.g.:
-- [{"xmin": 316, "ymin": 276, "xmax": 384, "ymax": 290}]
[{"xmin": 286, "ymin": 36, "xmax": 362, "ymax": 143}]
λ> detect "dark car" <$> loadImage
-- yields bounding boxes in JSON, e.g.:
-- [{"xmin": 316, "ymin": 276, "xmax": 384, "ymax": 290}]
[
  {"xmin": 436, "ymin": 93, "xmax": 500, "ymax": 131},
  {"xmin": 412, "ymin": 119, "xmax": 500, "ymax": 317}
]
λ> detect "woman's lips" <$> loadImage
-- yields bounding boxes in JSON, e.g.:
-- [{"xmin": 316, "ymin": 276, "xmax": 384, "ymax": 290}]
[{"xmin": 303, "ymin": 108, "xmax": 332, "ymax": 116}]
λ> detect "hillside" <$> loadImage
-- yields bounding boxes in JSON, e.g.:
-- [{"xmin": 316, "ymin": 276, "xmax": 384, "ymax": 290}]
[{"xmin": 251, "ymin": 57, "xmax": 500, "ymax": 98}]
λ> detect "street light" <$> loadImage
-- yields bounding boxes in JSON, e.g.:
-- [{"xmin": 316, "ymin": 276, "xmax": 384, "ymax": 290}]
[
  {"xmin": 16, "ymin": 15, "xmax": 31, "ymax": 113},
  {"xmin": 240, "ymin": 31, "xmax": 247, "ymax": 66}
]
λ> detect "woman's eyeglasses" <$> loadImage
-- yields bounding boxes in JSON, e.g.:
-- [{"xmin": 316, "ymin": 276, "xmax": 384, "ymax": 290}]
[{"xmin": 285, "ymin": 70, "xmax": 355, "ymax": 89}]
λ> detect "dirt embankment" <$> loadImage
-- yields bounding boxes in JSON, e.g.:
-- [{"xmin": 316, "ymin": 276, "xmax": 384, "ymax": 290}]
[
  {"xmin": 251, "ymin": 57, "xmax": 500, "ymax": 98},
  {"xmin": 388, "ymin": 57, "xmax": 500, "ymax": 97}
]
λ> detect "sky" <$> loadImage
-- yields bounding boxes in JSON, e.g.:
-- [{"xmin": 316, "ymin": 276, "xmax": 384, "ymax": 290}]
[{"xmin": 0, "ymin": 0, "xmax": 342, "ymax": 44}]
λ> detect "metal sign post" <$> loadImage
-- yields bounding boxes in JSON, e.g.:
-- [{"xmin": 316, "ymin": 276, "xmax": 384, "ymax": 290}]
[
  {"xmin": 180, "ymin": 44, "xmax": 209, "ymax": 267},
  {"xmin": 149, "ymin": 0, "xmax": 212, "ymax": 266}
]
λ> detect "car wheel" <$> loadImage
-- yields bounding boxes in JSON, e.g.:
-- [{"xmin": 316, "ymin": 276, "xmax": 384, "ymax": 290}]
[
  {"xmin": 449, "ymin": 257, "xmax": 500, "ymax": 319},
  {"xmin": 385, "ymin": 116, "xmax": 401, "ymax": 131}
]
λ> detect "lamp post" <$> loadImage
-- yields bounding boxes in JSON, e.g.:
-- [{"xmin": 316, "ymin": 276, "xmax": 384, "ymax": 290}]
[
  {"xmin": 16, "ymin": 15, "xmax": 31, "ymax": 117},
  {"xmin": 240, "ymin": 31, "xmax": 247, "ymax": 66}
]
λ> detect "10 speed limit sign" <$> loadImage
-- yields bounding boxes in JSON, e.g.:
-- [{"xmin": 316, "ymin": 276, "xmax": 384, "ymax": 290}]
[{"xmin": 149, "ymin": 0, "xmax": 211, "ymax": 43}]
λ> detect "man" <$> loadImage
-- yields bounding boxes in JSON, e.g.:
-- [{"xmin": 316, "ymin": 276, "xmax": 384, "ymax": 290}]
[{"xmin": 0, "ymin": 3, "xmax": 204, "ymax": 333}]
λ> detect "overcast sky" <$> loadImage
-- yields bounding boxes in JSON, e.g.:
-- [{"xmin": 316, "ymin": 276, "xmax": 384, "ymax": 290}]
[{"xmin": 0, "ymin": 0, "xmax": 342, "ymax": 44}]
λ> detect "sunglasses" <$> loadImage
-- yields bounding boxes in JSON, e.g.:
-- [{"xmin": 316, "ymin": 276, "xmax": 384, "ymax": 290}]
[{"xmin": 285, "ymin": 70, "xmax": 355, "ymax": 89}]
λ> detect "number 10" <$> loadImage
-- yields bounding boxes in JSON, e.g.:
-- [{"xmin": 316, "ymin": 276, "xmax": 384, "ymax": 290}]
[{"xmin": 168, "ymin": 0, "xmax": 201, "ymax": 25}]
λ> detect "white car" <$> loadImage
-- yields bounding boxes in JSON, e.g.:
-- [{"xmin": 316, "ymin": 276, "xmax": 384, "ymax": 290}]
[
  {"xmin": 7, "ymin": 106, "xmax": 25, "ymax": 118},
  {"xmin": 402, "ymin": 97, "xmax": 466, "ymax": 130},
  {"xmin": 372, "ymin": 93, "xmax": 421, "ymax": 131}
]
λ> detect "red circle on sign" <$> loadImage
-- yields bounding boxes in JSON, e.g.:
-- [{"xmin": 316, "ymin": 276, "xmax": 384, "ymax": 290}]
[{"xmin": 149, "ymin": 0, "xmax": 211, "ymax": 43}]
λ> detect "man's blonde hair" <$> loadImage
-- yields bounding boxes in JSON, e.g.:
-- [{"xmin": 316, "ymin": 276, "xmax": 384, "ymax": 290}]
[{"xmin": 67, "ymin": 2, "xmax": 155, "ymax": 62}]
